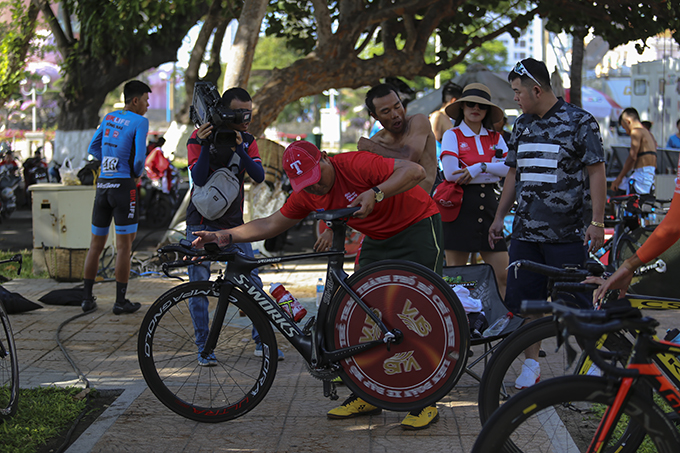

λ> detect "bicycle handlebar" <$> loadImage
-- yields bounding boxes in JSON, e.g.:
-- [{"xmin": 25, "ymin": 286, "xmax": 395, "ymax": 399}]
[
  {"xmin": 552, "ymin": 282, "xmax": 599, "ymax": 293},
  {"xmin": 521, "ymin": 300, "xmax": 659, "ymax": 378},
  {"xmin": 0, "ymin": 253, "xmax": 22, "ymax": 275},
  {"xmin": 509, "ymin": 260, "xmax": 593, "ymax": 280},
  {"xmin": 157, "ymin": 207, "xmax": 362, "ymax": 273}
]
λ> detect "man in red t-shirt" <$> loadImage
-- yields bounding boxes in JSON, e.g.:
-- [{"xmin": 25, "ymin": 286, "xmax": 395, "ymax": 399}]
[{"xmin": 192, "ymin": 140, "xmax": 444, "ymax": 429}]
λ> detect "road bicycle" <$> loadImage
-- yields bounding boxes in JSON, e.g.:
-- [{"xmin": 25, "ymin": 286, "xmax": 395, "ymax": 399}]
[
  {"xmin": 472, "ymin": 300, "xmax": 680, "ymax": 453},
  {"xmin": 592, "ymin": 192, "xmax": 668, "ymax": 272},
  {"xmin": 137, "ymin": 207, "xmax": 470, "ymax": 422},
  {"xmin": 477, "ymin": 259, "xmax": 676, "ymax": 426},
  {"xmin": 0, "ymin": 254, "xmax": 21, "ymax": 420}
]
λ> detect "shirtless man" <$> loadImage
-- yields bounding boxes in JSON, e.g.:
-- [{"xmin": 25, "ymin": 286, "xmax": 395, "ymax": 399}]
[
  {"xmin": 430, "ymin": 81, "xmax": 463, "ymax": 144},
  {"xmin": 612, "ymin": 107, "xmax": 657, "ymax": 195},
  {"xmin": 358, "ymin": 83, "xmax": 439, "ymax": 194}
]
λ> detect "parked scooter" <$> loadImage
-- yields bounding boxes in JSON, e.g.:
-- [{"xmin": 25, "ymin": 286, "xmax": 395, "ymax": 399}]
[
  {"xmin": 0, "ymin": 164, "xmax": 21, "ymax": 221},
  {"xmin": 139, "ymin": 145, "xmax": 181, "ymax": 229}
]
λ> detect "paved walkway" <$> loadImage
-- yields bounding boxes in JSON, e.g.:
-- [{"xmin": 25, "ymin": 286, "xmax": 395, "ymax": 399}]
[
  {"xmin": 4, "ymin": 260, "xmax": 488, "ymax": 452},
  {"xmin": 5, "ymin": 262, "xmax": 678, "ymax": 452}
]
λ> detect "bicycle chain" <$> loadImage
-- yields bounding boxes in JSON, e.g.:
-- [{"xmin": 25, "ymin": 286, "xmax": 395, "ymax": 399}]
[{"xmin": 305, "ymin": 362, "xmax": 341, "ymax": 381}]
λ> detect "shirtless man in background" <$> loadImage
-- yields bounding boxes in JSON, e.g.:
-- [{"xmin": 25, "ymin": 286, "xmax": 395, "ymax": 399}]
[
  {"xmin": 612, "ymin": 107, "xmax": 657, "ymax": 195},
  {"xmin": 358, "ymin": 83, "xmax": 438, "ymax": 194}
]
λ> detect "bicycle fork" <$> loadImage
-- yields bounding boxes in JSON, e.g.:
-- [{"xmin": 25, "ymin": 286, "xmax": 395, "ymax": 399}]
[{"xmin": 200, "ymin": 282, "xmax": 234, "ymax": 360}]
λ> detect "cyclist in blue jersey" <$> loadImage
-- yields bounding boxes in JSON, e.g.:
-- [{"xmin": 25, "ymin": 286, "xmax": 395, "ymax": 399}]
[{"xmin": 81, "ymin": 80, "xmax": 151, "ymax": 314}]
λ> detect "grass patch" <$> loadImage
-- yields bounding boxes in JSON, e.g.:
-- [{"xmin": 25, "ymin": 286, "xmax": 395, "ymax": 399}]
[
  {"xmin": 0, "ymin": 387, "xmax": 91, "ymax": 453},
  {"xmin": 0, "ymin": 250, "xmax": 50, "ymax": 281}
]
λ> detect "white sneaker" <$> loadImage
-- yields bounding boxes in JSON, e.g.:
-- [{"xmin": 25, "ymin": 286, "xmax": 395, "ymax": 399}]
[{"xmin": 515, "ymin": 358, "xmax": 541, "ymax": 389}]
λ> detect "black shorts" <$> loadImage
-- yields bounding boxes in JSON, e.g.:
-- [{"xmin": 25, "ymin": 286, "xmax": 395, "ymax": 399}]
[{"xmin": 91, "ymin": 178, "xmax": 139, "ymax": 236}]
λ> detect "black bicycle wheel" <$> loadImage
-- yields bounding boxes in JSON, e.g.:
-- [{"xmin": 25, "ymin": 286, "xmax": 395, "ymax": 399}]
[
  {"xmin": 144, "ymin": 194, "xmax": 174, "ymax": 229},
  {"xmin": 613, "ymin": 236, "xmax": 641, "ymax": 271},
  {"xmin": 138, "ymin": 281, "xmax": 278, "ymax": 422},
  {"xmin": 0, "ymin": 302, "xmax": 19, "ymax": 419},
  {"xmin": 478, "ymin": 317, "xmax": 581, "ymax": 423},
  {"xmin": 325, "ymin": 259, "xmax": 470, "ymax": 411},
  {"xmin": 472, "ymin": 376, "xmax": 680, "ymax": 453}
]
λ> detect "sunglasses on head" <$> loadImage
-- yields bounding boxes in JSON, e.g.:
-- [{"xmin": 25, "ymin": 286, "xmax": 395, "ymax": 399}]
[
  {"xmin": 465, "ymin": 101, "xmax": 489, "ymax": 110},
  {"xmin": 513, "ymin": 61, "xmax": 541, "ymax": 86}
]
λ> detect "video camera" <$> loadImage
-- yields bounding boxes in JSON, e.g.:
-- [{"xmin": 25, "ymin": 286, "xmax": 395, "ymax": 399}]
[{"xmin": 189, "ymin": 81, "xmax": 252, "ymax": 148}]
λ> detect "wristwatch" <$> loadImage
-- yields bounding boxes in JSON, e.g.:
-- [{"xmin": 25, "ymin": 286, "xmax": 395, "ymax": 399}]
[
  {"xmin": 372, "ymin": 187, "xmax": 385, "ymax": 202},
  {"xmin": 480, "ymin": 162, "xmax": 487, "ymax": 173}
]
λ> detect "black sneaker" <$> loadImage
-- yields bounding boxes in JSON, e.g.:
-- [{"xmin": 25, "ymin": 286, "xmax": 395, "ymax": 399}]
[
  {"xmin": 112, "ymin": 299, "xmax": 141, "ymax": 315},
  {"xmin": 82, "ymin": 297, "xmax": 97, "ymax": 312}
]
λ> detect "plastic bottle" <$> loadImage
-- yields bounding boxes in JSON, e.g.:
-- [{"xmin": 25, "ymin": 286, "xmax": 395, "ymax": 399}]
[
  {"xmin": 316, "ymin": 278, "xmax": 324, "ymax": 308},
  {"xmin": 483, "ymin": 312, "xmax": 514, "ymax": 337},
  {"xmin": 270, "ymin": 283, "xmax": 307, "ymax": 322},
  {"xmin": 665, "ymin": 328, "xmax": 680, "ymax": 346}
]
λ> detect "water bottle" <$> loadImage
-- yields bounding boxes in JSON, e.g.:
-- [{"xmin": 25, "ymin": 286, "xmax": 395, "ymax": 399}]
[
  {"xmin": 270, "ymin": 283, "xmax": 307, "ymax": 322},
  {"xmin": 483, "ymin": 312, "xmax": 513, "ymax": 337},
  {"xmin": 665, "ymin": 328, "xmax": 680, "ymax": 351},
  {"xmin": 316, "ymin": 278, "xmax": 324, "ymax": 308}
]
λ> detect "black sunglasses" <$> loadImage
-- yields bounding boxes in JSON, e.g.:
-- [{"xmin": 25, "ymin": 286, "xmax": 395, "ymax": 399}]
[{"xmin": 465, "ymin": 101, "xmax": 489, "ymax": 110}]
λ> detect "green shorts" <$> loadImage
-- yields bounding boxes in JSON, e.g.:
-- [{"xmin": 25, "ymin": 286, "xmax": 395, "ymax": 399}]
[{"xmin": 358, "ymin": 214, "xmax": 443, "ymax": 275}]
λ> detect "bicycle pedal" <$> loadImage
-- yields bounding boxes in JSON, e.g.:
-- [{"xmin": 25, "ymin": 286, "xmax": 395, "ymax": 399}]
[
  {"xmin": 323, "ymin": 380, "xmax": 338, "ymax": 400},
  {"xmin": 302, "ymin": 316, "xmax": 315, "ymax": 335}
]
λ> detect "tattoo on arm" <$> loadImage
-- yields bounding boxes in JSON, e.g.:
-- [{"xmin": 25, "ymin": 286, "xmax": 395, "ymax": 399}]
[{"xmin": 217, "ymin": 234, "xmax": 232, "ymax": 247}]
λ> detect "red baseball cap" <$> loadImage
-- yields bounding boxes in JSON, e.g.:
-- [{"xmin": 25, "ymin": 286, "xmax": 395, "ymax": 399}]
[{"xmin": 283, "ymin": 140, "xmax": 322, "ymax": 192}]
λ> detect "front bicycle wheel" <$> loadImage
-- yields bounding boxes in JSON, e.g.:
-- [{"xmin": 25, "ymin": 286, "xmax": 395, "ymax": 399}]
[
  {"xmin": 325, "ymin": 260, "xmax": 469, "ymax": 411},
  {"xmin": 0, "ymin": 302, "xmax": 19, "ymax": 419},
  {"xmin": 478, "ymin": 317, "xmax": 572, "ymax": 423},
  {"xmin": 472, "ymin": 376, "xmax": 680, "ymax": 453},
  {"xmin": 138, "ymin": 282, "xmax": 278, "ymax": 422}
]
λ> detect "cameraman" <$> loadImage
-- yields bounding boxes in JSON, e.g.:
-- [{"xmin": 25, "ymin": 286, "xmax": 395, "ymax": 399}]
[{"xmin": 186, "ymin": 87, "xmax": 273, "ymax": 366}]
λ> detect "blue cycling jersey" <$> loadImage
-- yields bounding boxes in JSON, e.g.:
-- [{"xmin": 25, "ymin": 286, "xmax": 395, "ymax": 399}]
[{"xmin": 88, "ymin": 110, "xmax": 148, "ymax": 179}]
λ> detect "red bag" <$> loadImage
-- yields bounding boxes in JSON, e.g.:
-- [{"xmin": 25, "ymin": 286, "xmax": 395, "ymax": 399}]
[{"xmin": 432, "ymin": 180, "xmax": 464, "ymax": 222}]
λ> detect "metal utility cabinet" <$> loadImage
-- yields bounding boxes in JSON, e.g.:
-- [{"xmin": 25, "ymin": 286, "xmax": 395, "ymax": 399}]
[{"xmin": 28, "ymin": 183, "xmax": 112, "ymax": 277}]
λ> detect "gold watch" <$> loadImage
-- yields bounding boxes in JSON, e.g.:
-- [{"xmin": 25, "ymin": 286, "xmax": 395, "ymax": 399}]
[{"xmin": 372, "ymin": 187, "xmax": 385, "ymax": 202}]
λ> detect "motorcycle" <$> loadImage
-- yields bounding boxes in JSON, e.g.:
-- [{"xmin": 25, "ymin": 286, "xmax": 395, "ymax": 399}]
[
  {"xmin": 0, "ymin": 165, "xmax": 21, "ymax": 221},
  {"xmin": 139, "ymin": 150, "xmax": 181, "ymax": 229}
]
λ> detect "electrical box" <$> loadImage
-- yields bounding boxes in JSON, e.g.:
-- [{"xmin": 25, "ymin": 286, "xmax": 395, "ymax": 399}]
[{"xmin": 28, "ymin": 183, "xmax": 113, "ymax": 275}]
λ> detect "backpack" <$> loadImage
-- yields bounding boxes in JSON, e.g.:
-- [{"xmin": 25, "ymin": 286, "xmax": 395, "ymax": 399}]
[
  {"xmin": 78, "ymin": 160, "xmax": 101, "ymax": 185},
  {"xmin": 191, "ymin": 153, "xmax": 241, "ymax": 220}
]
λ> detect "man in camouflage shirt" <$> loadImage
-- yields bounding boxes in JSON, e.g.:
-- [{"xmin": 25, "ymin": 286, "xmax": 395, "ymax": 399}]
[{"xmin": 488, "ymin": 58, "xmax": 606, "ymax": 388}]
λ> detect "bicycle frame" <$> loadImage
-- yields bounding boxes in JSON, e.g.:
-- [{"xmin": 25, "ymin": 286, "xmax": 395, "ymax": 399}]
[
  {"xmin": 590, "ymin": 333, "xmax": 680, "ymax": 451},
  {"xmin": 198, "ymin": 218, "xmax": 397, "ymax": 370}
]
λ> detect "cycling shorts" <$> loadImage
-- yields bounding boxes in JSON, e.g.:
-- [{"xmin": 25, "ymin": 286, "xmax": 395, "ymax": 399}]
[{"xmin": 91, "ymin": 178, "xmax": 139, "ymax": 236}]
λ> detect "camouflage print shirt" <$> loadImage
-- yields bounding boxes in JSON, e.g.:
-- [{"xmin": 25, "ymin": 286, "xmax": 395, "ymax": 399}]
[{"xmin": 505, "ymin": 98, "xmax": 605, "ymax": 243}]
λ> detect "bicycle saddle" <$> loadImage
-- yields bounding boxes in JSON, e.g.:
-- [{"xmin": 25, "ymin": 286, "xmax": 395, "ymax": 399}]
[{"xmin": 310, "ymin": 207, "xmax": 360, "ymax": 222}]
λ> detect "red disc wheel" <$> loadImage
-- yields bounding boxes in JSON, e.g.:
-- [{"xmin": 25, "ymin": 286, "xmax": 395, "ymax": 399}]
[{"xmin": 326, "ymin": 260, "xmax": 469, "ymax": 411}]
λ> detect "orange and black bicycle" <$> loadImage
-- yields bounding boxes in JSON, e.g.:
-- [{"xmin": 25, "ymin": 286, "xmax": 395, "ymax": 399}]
[{"xmin": 473, "ymin": 300, "xmax": 680, "ymax": 453}]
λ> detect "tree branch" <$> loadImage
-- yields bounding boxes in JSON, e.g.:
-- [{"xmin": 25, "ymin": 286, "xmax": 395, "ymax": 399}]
[
  {"xmin": 32, "ymin": 0, "xmax": 70, "ymax": 54},
  {"xmin": 310, "ymin": 0, "xmax": 333, "ymax": 49},
  {"xmin": 355, "ymin": 24, "xmax": 379, "ymax": 55}
]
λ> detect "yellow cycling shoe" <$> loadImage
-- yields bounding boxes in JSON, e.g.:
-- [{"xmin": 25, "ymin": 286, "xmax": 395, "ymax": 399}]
[
  {"xmin": 327, "ymin": 395, "xmax": 382, "ymax": 419},
  {"xmin": 400, "ymin": 405, "xmax": 439, "ymax": 430}
]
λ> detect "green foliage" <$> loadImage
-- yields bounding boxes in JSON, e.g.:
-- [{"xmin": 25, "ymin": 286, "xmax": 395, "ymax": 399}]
[
  {"xmin": 537, "ymin": 0, "xmax": 680, "ymax": 51},
  {"xmin": 0, "ymin": 250, "xmax": 50, "ymax": 280},
  {"xmin": 0, "ymin": 0, "xmax": 39, "ymax": 104},
  {"xmin": 61, "ymin": 0, "xmax": 202, "ymax": 67},
  {"xmin": 0, "ymin": 387, "xmax": 91, "ymax": 453}
]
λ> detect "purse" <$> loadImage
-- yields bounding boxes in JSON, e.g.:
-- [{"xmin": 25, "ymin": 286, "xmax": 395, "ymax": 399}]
[
  {"xmin": 191, "ymin": 153, "xmax": 241, "ymax": 220},
  {"xmin": 432, "ymin": 179, "xmax": 464, "ymax": 222}
]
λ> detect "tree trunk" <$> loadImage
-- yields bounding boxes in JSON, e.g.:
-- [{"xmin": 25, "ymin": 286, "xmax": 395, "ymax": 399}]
[
  {"xmin": 222, "ymin": 0, "xmax": 268, "ymax": 90},
  {"xmin": 569, "ymin": 29, "xmax": 586, "ymax": 108},
  {"xmin": 176, "ymin": 1, "xmax": 225, "ymax": 124}
]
